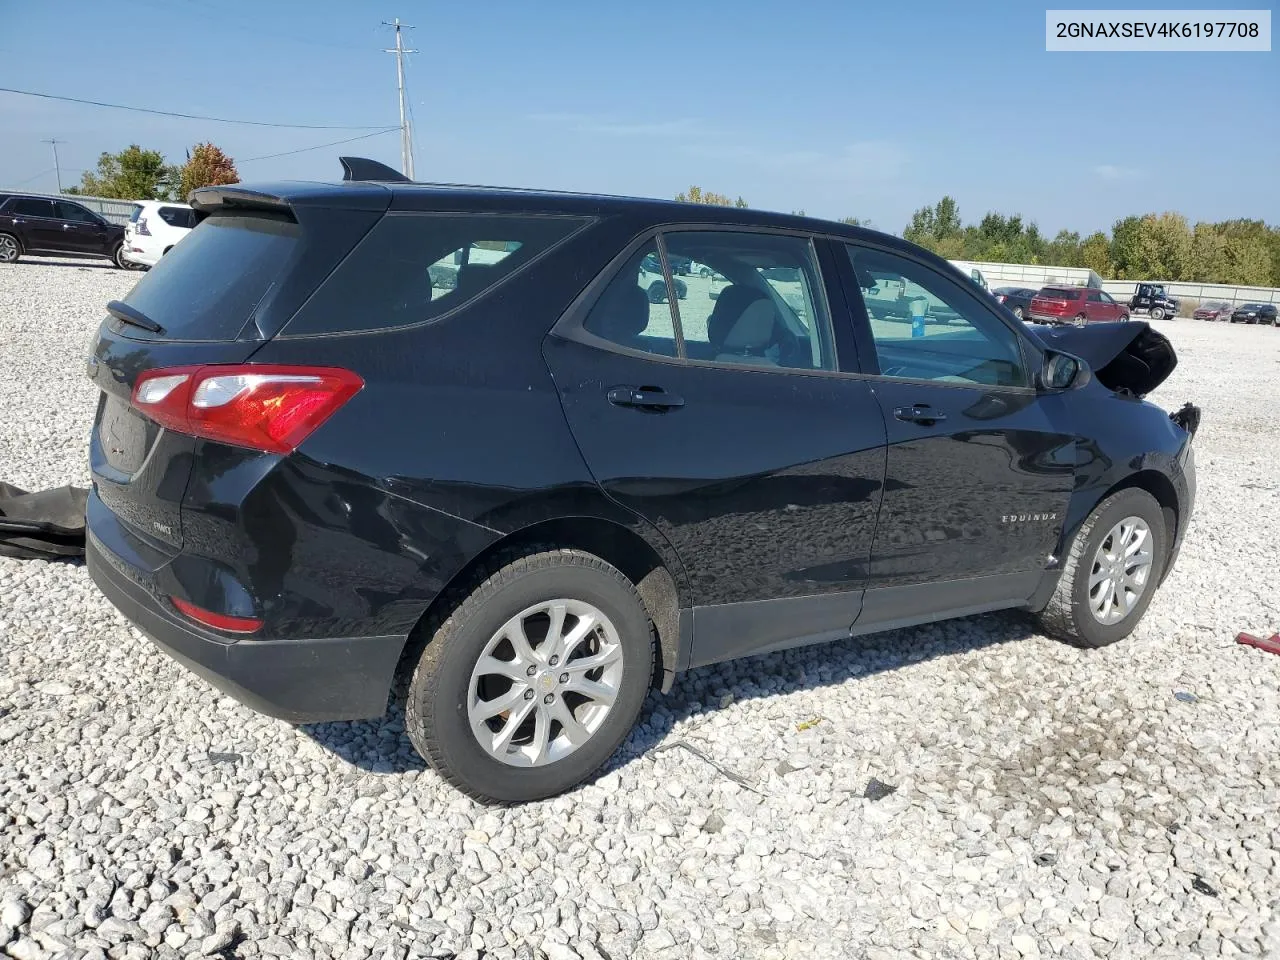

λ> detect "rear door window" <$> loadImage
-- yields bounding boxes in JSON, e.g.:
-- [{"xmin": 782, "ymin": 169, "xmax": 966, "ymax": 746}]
[
  {"xmin": 55, "ymin": 201, "xmax": 99, "ymax": 223},
  {"xmin": 10, "ymin": 198, "xmax": 56, "ymax": 218},
  {"xmin": 286, "ymin": 213, "xmax": 588, "ymax": 336},
  {"xmin": 121, "ymin": 214, "xmax": 301, "ymax": 341}
]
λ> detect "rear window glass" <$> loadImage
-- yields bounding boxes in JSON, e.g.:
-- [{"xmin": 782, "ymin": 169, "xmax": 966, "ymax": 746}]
[
  {"xmin": 1040, "ymin": 288, "xmax": 1077, "ymax": 299},
  {"xmin": 121, "ymin": 214, "xmax": 300, "ymax": 341},
  {"xmin": 129, "ymin": 205, "xmax": 144, "ymax": 223},
  {"xmin": 286, "ymin": 213, "xmax": 588, "ymax": 336}
]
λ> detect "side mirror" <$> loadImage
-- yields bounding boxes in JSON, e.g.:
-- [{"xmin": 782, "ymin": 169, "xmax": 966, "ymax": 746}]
[{"xmin": 1041, "ymin": 350, "xmax": 1087, "ymax": 391}]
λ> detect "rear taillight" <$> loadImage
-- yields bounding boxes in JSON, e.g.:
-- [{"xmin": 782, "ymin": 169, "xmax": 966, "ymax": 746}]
[
  {"xmin": 136, "ymin": 218, "xmax": 151, "ymax": 236},
  {"xmin": 171, "ymin": 596, "xmax": 262, "ymax": 634},
  {"xmin": 132, "ymin": 364, "xmax": 363, "ymax": 455}
]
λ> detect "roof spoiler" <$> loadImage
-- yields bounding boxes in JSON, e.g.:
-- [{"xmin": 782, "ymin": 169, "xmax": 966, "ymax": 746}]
[
  {"xmin": 187, "ymin": 185, "xmax": 293, "ymax": 218},
  {"xmin": 340, "ymin": 156, "xmax": 411, "ymax": 183}
]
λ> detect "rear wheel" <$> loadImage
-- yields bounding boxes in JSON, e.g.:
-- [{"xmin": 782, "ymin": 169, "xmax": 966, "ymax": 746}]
[
  {"xmin": 0, "ymin": 233, "xmax": 20, "ymax": 263},
  {"xmin": 1037, "ymin": 488, "xmax": 1166, "ymax": 648},
  {"xmin": 1119, "ymin": 312, "xmax": 1130, "ymax": 322},
  {"xmin": 1073, "ymin": 314, "xmax": 1087, "ymax": 327},
  {"xmin": 1012, "ymin": 306, "xmax": 1024, "ymax": 320},
  {"xmin": 405, "ymin": 548, "xmax": 654, "ymax": 803}
]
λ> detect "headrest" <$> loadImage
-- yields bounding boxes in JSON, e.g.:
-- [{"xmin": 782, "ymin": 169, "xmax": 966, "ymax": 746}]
[
  {"xmin": 592, "ymin": 281, "xmax": 649, "ymax": 343},
  {"xmin": 708, "ymin": 285, "xmax": 768, "ymax": 347},
  {"xmin": 721, "ymin": 300, "xmax": 777, "ymax": 351}
]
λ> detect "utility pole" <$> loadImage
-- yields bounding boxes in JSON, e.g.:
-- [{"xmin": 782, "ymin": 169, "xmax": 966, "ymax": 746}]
[
  {"xmin": 383, "ymin": 19, "xmax": 417, "ymax": 179},
  {"xmin": 42, "ymin": 139, "xmax": 65, "ymax": 193}
]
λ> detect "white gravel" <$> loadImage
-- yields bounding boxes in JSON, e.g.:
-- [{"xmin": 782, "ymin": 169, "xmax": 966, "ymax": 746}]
[{"xmin": 2, "ymin": 256, "xmax": 1279, "ymax": 960}]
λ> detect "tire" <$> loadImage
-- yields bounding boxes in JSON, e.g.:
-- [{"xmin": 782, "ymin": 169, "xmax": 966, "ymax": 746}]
[
  {"xmin": 112, "ymin": 242, "xmax": 131, "ymax": 270},
  {"xmin": 699, "ymin": 267, "xmax": 711, "ymax": 278},
  {"xmin": 1012, "ymin": 306, "xmax": 1024, "ymax": 320},
  {"xmin": 0, "ymin": 232, "xmax": 21, "ymax": 263},
  {"xmin": 1037, "ymin": 488, "xmax": 1167, "ymax": 649},
  {"xmin": 1119, "ymin": 313, "xmax": 1130, "ymax": 322},
  {"xmin": 1150, "ymin": 307, "xmax": 1165, "ymax": 321},
  {"xmin": 1073, "ymin": 314, "xmax": 1087, "ymax": 327},
  {"xmin": 646, "ymin": 280, "xmax": 667, "ymax": 304},
  {"xmin": 405, "ymin": 548, "xmax": 654, "ymax": 803}
]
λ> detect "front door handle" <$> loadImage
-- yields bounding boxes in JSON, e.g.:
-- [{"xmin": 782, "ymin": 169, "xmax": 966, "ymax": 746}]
[
  {"xmin": 607, "ymin": 385, "xmax": 685, "ymax": 411},
  {"xmin": 894, "ymin": 404, "xmax": 947, "ymax": 425}
]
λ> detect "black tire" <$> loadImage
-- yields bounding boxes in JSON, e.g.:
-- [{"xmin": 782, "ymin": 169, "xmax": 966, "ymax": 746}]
[
  {"xmin": 1073, "ymin": 314, "xmax": 1087, "ymax": 327},
  {"xmin": 1012, "ymin": 306, "xmax": 1024, "ymax": 320},
  {"xmin": 646, "ymin": 280, "xmax": 667, "ymax": 304},
  {"xmin": 405, "ymin": 548, "xmax": 654, "ymax": 804},
  {"xmin": 1150, "ymin": 307, "xmax": 1165, "ymax": 321},
  {"xmin": 1119, "ymin": 313, "xmax": 1130, "ymax": 322},
  {"xmin": 1037, "ymin": 488, "xmax": 1167, "ymax": 649},
  {"xmin": 112, "ymin": 242, "xmax": 130, "ymax": 270},
  {"xmin": 0, "ymin": 232, "xmax": 21, "ymax": 264}
]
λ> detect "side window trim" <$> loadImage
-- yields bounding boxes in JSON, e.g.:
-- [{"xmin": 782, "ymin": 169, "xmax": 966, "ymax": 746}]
[
  {"xmin": 838, "ymin": 239, "xmax": 1036, "ymax": 389},
  {"xmin": 653, "ymin": 232, "xmax": 687, "ymax": 359}
]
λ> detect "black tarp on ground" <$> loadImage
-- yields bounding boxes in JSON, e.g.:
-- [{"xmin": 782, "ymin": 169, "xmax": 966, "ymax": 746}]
[{"xmin": 0, "ymin": 482, "xmax": 89, "ymax": 560}]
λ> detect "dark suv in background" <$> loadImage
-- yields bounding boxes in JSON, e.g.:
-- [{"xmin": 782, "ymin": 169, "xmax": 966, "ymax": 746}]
[
  {"xmin": 0, "ymin": 194, "xmax": 129, "ymax": 268},
  {"xmin": 86, "ymin": 158, "xmax": 1199, "ymax": 803}
]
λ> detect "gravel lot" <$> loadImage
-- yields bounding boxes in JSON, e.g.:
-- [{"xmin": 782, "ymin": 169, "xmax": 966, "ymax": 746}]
[{"xmin": 2, "ymin": 256, "xmax": 1279, "ymax": 960}]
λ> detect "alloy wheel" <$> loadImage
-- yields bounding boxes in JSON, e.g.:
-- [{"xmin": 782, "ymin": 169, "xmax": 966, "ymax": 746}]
[
  {"xmin": 467, "ymin": 599, "xmax": 624, "ymax": 767},
  {"xmin": 1087, "ymin": 516, "xmax": 1154, "ymax": 625},
  {"xmin": 1074, "ymin": 314, "xmax": 1087, "ymax": 327},
  {"xmin": 0, "ymin": 235, "xmax": 18, "ymax": 262}
]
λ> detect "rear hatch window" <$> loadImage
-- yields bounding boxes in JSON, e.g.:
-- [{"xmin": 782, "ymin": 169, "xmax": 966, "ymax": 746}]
[
  {"xmin": 120, "ymin": 214, "xmax": 301, "ymax": 341},
  {"xmin": 1039, "ymin": 288, "xmax": 1076, "ymax": 300}
]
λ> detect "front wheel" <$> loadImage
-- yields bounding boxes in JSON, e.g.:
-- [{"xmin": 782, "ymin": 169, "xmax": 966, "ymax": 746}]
[
  {"xmin": 1036, "ymin": 488, "xmax": 1167, "ymax": 648},
  {"xmin": 112, "ymin": 242, "xmax": 133, "ymax": 270},
  {"xmin": 1119, "ymin": 313, "xmax": 1130, "ymax": 322},
  {"xmin": 1149, "ymin": 307, "xmax": 1166, "ymax": 321},
  {"xmin": 405, "ymin": 548, "xmax": 654, "ymax": 803}
]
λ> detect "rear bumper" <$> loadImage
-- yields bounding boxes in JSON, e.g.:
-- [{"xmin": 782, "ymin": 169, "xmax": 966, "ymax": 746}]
[{"xmin": 87, "ymin": 533, "xmax": 405, "ymax": 723}]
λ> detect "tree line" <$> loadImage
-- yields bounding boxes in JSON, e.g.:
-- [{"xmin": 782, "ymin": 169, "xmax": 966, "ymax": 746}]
[
  {"xmin": 65, "ymin": 143, "xmax": 240, "ymax": 202},
  {"xmin": 677, "ymin": 187, "xmax": 1280, "ymax": 288},
  {"xmin": 903, "ymin": 196, "xmax": 1279, "ymax": 287}
]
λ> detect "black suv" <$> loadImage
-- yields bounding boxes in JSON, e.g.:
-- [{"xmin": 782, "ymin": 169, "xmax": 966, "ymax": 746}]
[
  {"xmin": 1128, "ymin": 283, "xmax": 1180, "ymax": 321},
  {"xmin": 0, "ymin": 194, "xmax": 130, "ymax": 268},
  {"xmin": 86, "ymin": 158, "xmax": 1199, "ymax": 803}
]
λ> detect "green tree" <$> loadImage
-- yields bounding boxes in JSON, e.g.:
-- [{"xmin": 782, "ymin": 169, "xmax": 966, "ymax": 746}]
[
  {"xmin": 838, "ymin": 216, "xmax": 869, "ymax": 227},
  {"xmin": 903, "ymin": 195, "xmax": 962, "ymax": 249},
  {"xmin": 73, "ymin": 145, "xmax": 173, "ymax": 200},
  {"xmin": 1079, "ymin": 231, "xmax": 1114, "ymax": 277},
  {"xmin": 675, "ymin": 186, "xmax": 748, "ymax": 207},
  {"xmin": 1110, "ymin": 213, "xmax": 1193, "ymax": 280},
  {"xmin": 174, "ymin": 142, "xmax": 239, "ymax": 199}
]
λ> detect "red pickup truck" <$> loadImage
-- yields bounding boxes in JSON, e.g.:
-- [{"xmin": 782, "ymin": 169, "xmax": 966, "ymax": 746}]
[{"xmin": 1027, "ymin": 286, "xmax": 1130, "ymax": 326}]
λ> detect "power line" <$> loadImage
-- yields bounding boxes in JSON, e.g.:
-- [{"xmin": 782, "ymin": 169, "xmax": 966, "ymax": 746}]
[
  {"xmin": 0, "ymin": 87, "xmax": 395, "ymax": 130},
  {"xmin": 239, "ymin": 127, "xmax": 400, "ymax": 163},
  {"xmin": 8, "ymin": 168, "xmax": 55, "ymax": 188}
]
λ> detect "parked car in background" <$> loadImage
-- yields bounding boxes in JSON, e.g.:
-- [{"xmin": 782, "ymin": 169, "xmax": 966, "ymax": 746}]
[
  {"xmin": 993, "ymin": 286, "xmax": 1039, "ymax": 320},
  {"xmin": 1230, "ymin": 303, "xmax": 1278, "ymax": 325},
  {"xmin": 640, "ymin": 252, "xmax": 687, "ymax": 302},
  {"xmin": 1028, "ymin": 286, "xmax": 1129, "ymax": 326},
  {"xmin": 0, "ymin": 193, "xmax": 130, "ymax": 268},
  {"xmin": 1129, "ymin": 283, "xmax": 1180, "ymax": 320},
  {"xmin": 85, "ymin": 156, "xmax": 1199, "ymax": 803},
  {"xmin": 1192, "ymin": 300, "xmax": 1234, "ymax": 321},
  {"xmin": 122, "ymin": 201, "xmax": 197, "ymax": 268}
]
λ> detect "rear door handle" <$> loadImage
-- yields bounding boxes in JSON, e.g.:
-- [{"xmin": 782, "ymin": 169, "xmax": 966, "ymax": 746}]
[
  {"xmin": 607, "ymin": 385, "xmax": 685, "ymax": 411},
  {"xmin": 893, "ymin": 404, "xmax": 946, "ymax": 425}
]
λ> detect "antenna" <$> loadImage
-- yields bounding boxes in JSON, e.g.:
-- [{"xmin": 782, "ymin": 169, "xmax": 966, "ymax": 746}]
[
  {"xmin": 41, "ymin": 139, "xmax": 65, "ymax": 193},
  {"xmin": 382, "ymin": 18, "xmax": 417, "ymax": 179}
]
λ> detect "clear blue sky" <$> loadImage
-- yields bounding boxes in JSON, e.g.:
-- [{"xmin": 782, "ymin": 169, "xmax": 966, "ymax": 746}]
[{"xmin": 1, "ymin": 0, "xmax": 1275, "ymax": 236}]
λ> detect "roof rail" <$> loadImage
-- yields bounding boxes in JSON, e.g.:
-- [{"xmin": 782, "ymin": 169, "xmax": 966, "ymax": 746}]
[{"xmin": 339, "ymin": 156, "xmax": 411, "ymax": 183}]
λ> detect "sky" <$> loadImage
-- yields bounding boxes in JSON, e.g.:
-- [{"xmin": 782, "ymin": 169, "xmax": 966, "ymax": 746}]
[{"xmin": 1, "ymin": 0, "xmax": 1275, "ymax": 237}]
